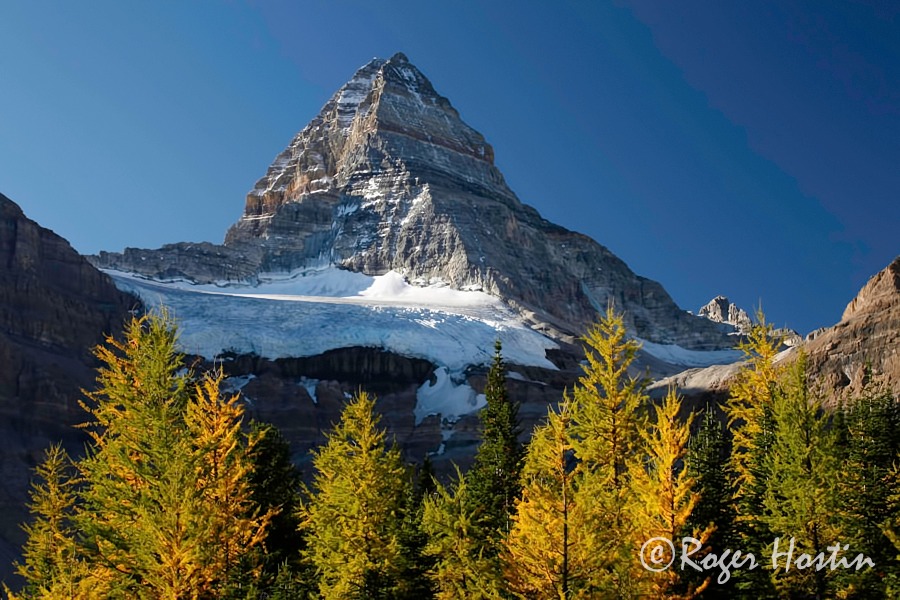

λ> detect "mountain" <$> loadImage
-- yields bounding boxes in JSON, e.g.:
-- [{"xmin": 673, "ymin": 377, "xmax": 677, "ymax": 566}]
[
  {"xmin": 698, "ymin": 295, "xmax": 752, "ymax": 333},
  {"xmin": 0, "ymin": 193, "xmax": 137, "ymax": 582},
  {"xmin": 652, "ymin": 257, "xmax": 900, "ymax": 405},
  {"xmin": 92, "ymin": 52, "xmax": 731, "ymax": 352},
  {"xmin": 804, "ymin": 256, "xmax": 900, "ymax": 400}
]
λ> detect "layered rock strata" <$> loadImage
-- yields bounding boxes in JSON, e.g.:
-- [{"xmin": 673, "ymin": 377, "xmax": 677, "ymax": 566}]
[
  {"xmin": 0, "ymin": 193, "xmax": 137, "ymax": 581},
  {"xmin": 92, "ymin": 53, "xmax": 731, "ymax": 349}
]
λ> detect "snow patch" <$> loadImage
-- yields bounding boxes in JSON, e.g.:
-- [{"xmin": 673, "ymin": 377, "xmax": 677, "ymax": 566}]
[
  {"xmin": 222, "ymin": 374, "xmax": 256, "ymax": 394},
  {"xmin": 638, "ymin": 339, "xmax": 743, "ymax": 368},
  {"xmin": 414, "ymin": 367, "xmax": 486, "ymax": 426},
  {"xmin": 299, "ymin": 377, "xmax": 319, "ymax": 404}
]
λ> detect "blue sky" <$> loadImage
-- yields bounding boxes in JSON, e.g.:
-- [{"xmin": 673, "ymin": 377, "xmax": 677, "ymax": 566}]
[{"xmin": 1, "ymin": 1, "xmax": 897, "ymax": 335}]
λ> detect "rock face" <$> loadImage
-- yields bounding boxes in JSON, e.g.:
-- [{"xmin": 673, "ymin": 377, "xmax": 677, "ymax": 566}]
[
  {"xmin": 662, "ymin": 258, "xmax": 900, "ymax": 406},
  {"xmin": 0, "ymin": 193, "xmax": 137, "ymax": 582},
  {"xmin": 698, "ymin": 295, "xmax": 752, "ymax": 333},
  {"xmin": 92, "ymin": 53, "xmax": 731, "ymax": 350},
  {"xmin": 804, "ymin": 256, "xmax": 900, "ymax": 400}
]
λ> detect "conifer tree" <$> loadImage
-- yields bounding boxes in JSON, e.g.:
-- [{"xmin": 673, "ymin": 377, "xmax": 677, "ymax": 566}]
[
  {"xmin": 422, "ymin": 468, "xmax": 504, "ymax": 599},
  {"xmin": 75, "ymin": 312, "xmax": 200, "ymax": 597},
  {"xmin": 504, "ymin": 402, "xmax": 601, "ymax": 599},
  {"xmin": 466, "ymin": 340, "xmax": 523, "ymax": 549},
  {"xmin": 566, "ymin": 305, "xmax": 649, "ymax": 594},
  {"xmin": 569, "ymin": 306, "xmax": 648, "ymax": 485},
  {"xmin": 763, "ymin": 353, "xmax": 840, "ymax": 598},
  {"xmin": 246, "ymin": 421, "xmax": 306, "ymax": 586},
  {"xmin": 835, "ymin": 376, "xmax": 900, "ymax": 595},
  {"xmin": 684, "ymin": 405, "xmax": 736, "ymax": 598},
  {"xmin": 301, "ymin": 391, "xmax": 407, "ymax": 599},
  {"xmin": 185, "ymin": 371, "xmax": 272, "ymax": 593},
  {"xmin": 12, "ymin": 444, "xmax": 88, "ymax": 599},
  {"xmin": 394, "ymin": 460, "xmax": 439, "ymax": 600},
  {"xmin": 630, "ymin": 388, "xmax": 710, "ymax": 598},
  {"xmin": 12, "ymin": 313, "xmax": 272, "ymax": 598},
  {"xmin": 724, "ymin": 314, "xmax": 781, "ymax": 597}
]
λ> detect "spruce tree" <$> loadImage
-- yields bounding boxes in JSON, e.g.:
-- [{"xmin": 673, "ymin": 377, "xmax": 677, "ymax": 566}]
[
  {"xmin": 301, "ymin": 391, "xmax": 407, "ymax": 599},
  {"xmin": 246, "ymin": 421, "xmax": 306, "ymax": 588},
  {"xmin": 684, "ymin": 404, "xmax": 736, "ymax": 599},
  {"xmin": 836, "ymin": 376, "xmax": 900, "ymax": 596},
  {"xmin": 466, "ymin": 340, "xmax": 523, "ymax": 548},
  {"xmin": 422, "ymin": 468, "xmax": 504, "ymax": 599}
]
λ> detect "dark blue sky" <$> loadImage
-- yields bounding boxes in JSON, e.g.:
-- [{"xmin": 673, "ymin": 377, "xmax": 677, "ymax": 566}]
[{"xmin": 1, "ymin": 1, "xmax": 897, "ymax": 335}]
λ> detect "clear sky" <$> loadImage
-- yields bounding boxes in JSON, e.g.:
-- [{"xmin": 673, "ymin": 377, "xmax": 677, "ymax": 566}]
[{"xmin": 1, "ymin": 1, "xmax": 897, "ymax": 335}]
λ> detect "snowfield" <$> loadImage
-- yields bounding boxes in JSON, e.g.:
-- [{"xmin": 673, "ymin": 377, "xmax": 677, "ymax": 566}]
[{"xmin": 104, "ymin": 267, "xmax": 560, "ymax": 373}]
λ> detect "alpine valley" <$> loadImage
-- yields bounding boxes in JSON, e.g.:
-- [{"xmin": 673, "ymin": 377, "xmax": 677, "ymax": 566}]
[{"xmin": 1, "ymin": 53, "xmax": 898, "ymax": 582}]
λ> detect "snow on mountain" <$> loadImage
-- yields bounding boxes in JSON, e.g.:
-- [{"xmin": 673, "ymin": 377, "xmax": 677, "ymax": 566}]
[
  {"xmin": 414, "ymin": 367, "xmax": 486, "ymax": 426},
  {"xmin": 638, "ymin": 339, "xmax": 743, "ymax": 368},
  {"xmin": 104, "ymin": 268, "xmax": 559, "ymax": 373}
]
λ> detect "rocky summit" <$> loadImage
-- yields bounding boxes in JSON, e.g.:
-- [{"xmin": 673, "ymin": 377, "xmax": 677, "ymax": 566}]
[
  {"xmin": 92, "ymin": 52, "xmax": 731, "ymax": 351},
  {"xmin": 804, "ymin": 256, "xmax": 900, "ymax": 400}
]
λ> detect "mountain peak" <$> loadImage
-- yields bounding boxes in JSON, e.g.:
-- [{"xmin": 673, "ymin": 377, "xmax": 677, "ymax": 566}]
[
  {"xmin": 842, "ymin": 256, "xmax": 900, "ymax": 321},
  {"xmin": 93, "ymin": 55, "xmax": 733, "ymax": 349}
]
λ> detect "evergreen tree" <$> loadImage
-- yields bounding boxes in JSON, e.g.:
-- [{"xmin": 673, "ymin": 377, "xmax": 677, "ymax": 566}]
[
  {"xmin": 684, "ymin": 405, "xmax": 736, "ymax": 598},
  {"xmin": 246, "ymin": 421, "xmax": 306, "ymax": 588},
  {"xmin": 394, "ymin": 460, "xmax": 439, "ymax": 600},
  {"xmin": 301, "ymin": 391, "xmax": 407, "ymax": 599},
  {"xmin": 836, "ymin": 376, "xmax": 900, "ymax": 596},
  {"xmin": 422, "ymin": 469, "xmax": 504, "ymax": 599},
  {"xmin": 630, "ymin": 387, "xmax": 710, "ymax": 598},
  {"xmin": 466, "ymin": 340, "xmax": 523, "ymax": 554}
]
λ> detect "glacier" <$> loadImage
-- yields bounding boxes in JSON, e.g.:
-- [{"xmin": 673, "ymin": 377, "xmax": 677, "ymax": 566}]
[{"xmin": 104, "ymin": 267, "xmax": 560, "ymax": 373}]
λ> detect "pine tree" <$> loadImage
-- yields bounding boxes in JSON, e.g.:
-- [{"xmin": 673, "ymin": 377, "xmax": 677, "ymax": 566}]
[
  {"xmin": 246, "ymin": 421, "xmax": 306, "ymax": 587},
  {"xmin": 301, "ymin": 390, "xmax": 407, "ymax": 599},
  {"xmin": 466, "ymin": 340, "xmax": 523, "ymax": 554},
  {"xmin": 835, "ymin": 376, "xmax": 900, "ymax": 596},
  {"xmin": 684, "ymin": 405, "xmax": 736, "ymax": 598},
  {"xmin": 630, "ymin": 387, "xmax": 710, "ymax": 599},
  {"xmin": 422, "ymin": 468, "xmax": 504, "ymax": 599}
]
